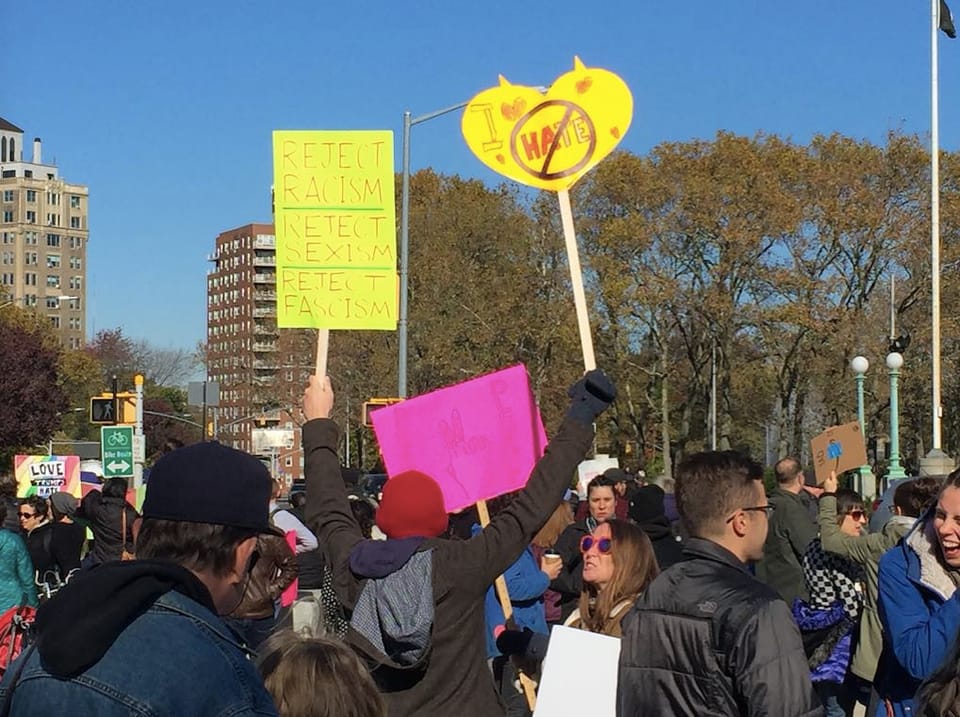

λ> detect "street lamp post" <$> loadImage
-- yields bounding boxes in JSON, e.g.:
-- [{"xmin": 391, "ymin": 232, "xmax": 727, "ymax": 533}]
[
  {"xmin": 398, "ymin": 101, "xmax": 470, "ymax": 398},
  {"xmin": 850, "ymin": 356, "xmax": 876, "ymax": 497},
  {"xmin": 886, "ymin": 352, "xmax": 908, "ymax": 485}
]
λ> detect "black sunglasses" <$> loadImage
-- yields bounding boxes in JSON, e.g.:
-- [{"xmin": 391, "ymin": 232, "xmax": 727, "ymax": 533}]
[{"xmin": 725, "ymin": 504, "xmax": 775, "ymax": 523}]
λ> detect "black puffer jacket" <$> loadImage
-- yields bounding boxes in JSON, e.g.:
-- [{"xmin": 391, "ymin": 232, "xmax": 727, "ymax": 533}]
[{"xmin": 617, "ymin": 538, "xmax": 823, "ymax": 717}]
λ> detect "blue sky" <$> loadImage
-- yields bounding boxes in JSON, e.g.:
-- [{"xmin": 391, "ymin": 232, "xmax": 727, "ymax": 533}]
[{"xmin": 4, "ymin": 0, "xmax": 957, "ymax": 354}]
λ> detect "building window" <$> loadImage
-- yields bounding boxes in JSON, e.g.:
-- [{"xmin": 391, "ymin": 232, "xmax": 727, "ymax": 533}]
[
  {"xmin": 49, "ymin": 316, "xmax": 60, "ymax": 329},
  {"xmin": 46, "ymin": 275, "xmax": 61, "ymax": 288},
  {"xmin": 24, "ymin": 232, "xmax": 37, "ymax": 245},
  {"xmin": 1, "ymin": 137, "xmax": 5, "ymax": 162},
  {"xmin": 46, "ymin": 297, "xmax": 59, "ymax": 308},
  {"xmin": 24, "ymin": 273, "xmax": 36, "ymax": 286},
  {"xmin": 25, "ymin": 211, "xmax": 36, "ymax": 224},
  {"xmin": 69, "ymin": 216, "xmax": 81, "ymax": 229},
  {"xmin": 25, "ymin": 190, "xmax": 36, "ymax": 203},
  {"xmin": 2, "ymin": 211, "xmax": 12, "ymax": 222},
  {"xmin": 69, "ymin": 276, "xmax": 82, "ymax": 290},
  {"xmin": 46, "ymin": 254, "xmax": 61, "ymax": 268},
  {"xmin": 46, "ymin": 193, "xmax": 60, "ymax": 206},
  {"xmin": 0, "ymin": 273, "xmax": 12, "ymax": 284},
  {"xmin": 2, "ymin": 190, "xmax": 13, "ymax": 203},
  {"xmin": 0, "ymin": 171, "xmax": 13, "ymax": 179},
  {"xmin": 1, "ymin": 252, "xmax": 11, "ymax": 265},
  {"xmin": 69, "ymin": 236, "xmax": 82, "ymax": 249},
  {"xmin": 70, "ymin": 196, "xmax": 81, "ymax": 209},
  {"xmin": 46, "ymin": 234, "xmax": 60, "ymax": 247},
  {"xmin": 1, "ymin": 232, "xmax": 11, "ymax": 244},
  {"xmin": 46, "ymin": 214, "xmax": 60, "ymax": 226},
  {"xmin": 23, "ymin": 171, "xmax": 31, "ymax": 178},
  {"xmin": 25, "ymin": 252, "xmax": 37, "ymax": 266}
]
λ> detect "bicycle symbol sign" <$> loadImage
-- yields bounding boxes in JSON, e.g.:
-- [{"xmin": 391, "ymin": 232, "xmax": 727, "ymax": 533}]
[{"xmin": 101, "ymin": 426, "xmax": 134, "ymax": 478}]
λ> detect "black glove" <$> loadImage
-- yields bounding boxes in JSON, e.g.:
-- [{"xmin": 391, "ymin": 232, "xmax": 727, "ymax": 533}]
[
  {"xmin": 566, "ymin": 369, "xmax": 616, "ymax": 425},
  {"xmin": 496, "ymin": 627, "xmax": 551, "ymax": 662}
]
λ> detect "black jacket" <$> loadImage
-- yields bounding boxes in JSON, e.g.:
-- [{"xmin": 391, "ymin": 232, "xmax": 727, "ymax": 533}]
[
  {"xmin": 550, "ymin": 519, "xmax": 590, "ymax": 621},
  {"xmin": 617, "ymin": 538, "xmax": 823, "ymax": 717},
  {"xmin": 76, "ymin": 492, "xmax": 138, "ymax": 565},
  {"xmin": 638, "ymin": 516, "xmax": 684, "ymax": 570}
]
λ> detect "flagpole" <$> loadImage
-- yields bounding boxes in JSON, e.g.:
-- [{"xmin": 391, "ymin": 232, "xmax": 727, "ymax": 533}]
[{"xmin": 922, "ymin": 0, "xmax": 955, "ymax": 474}]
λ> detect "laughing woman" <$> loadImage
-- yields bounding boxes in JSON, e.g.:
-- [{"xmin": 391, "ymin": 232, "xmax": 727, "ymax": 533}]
[{"xmin": 564, "ymin": 518, "xmax": 659, "ymax": 637}]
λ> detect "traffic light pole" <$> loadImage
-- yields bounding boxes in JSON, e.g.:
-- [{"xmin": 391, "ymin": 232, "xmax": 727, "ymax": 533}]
[
  {"xmin": 134, "ymin": 374, "xmax": 144, "ymax": 489},
  {"xmin": 111, "ymin": 375, "xmax": 119, "ymax": 426}
]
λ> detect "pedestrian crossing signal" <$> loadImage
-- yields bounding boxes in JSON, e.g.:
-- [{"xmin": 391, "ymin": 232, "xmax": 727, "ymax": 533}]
[{"xmin": 90, "ymin": 397, "xmax": 116, "ymax": 424}]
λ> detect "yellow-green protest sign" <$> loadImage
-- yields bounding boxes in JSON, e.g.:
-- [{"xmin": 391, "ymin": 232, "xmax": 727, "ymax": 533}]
[
  {"xmin": 461, "ymin": 57, "xmax": 632, "ymax": 192},
  {"xmin": 272, "ymin": 130, "xmax": 397, "ymax": 329}
]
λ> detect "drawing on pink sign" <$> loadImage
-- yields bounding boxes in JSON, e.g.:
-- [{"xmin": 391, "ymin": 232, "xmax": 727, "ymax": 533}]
[{"xmin": 370, "ymin": 364, "xmax": 548, "ymax": 513}]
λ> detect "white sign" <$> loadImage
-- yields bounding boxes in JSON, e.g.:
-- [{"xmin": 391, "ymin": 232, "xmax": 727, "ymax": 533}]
[
  {"xmin": 534, "ymin": 626, "xmax": 620, "ymax": 716},
  {"xmin": 251, "ymin": 428, "xmax": 295, "ymax": 455},
  {"xmin": 576, "ymin": 455, "xmax": 619, "ymax": 498},
  {"xmin": 132, "ymin": 435, "xmax": 146, "ymax": 463}
]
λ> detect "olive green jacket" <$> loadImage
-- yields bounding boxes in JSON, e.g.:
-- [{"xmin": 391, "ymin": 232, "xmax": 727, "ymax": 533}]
[{"xmin": 818, "ymin": 495, "xmax": 913, "ymax": 681}]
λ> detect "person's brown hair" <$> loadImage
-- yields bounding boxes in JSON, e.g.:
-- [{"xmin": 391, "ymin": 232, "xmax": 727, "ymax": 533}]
[
  {"xmin": 257, "ymin": 629, "xmax": 386, "ymax": 717},
  {"xmin": 675, "ymin": 451, "xmax": 763, "ymax": 538},
  {"xmin": 895, "ymin": 476, "xmax": 942, "ymax": 517},
  {"xmin": 578, "ymin": 519, "xmax": 658, "ymax": 633},
  {"xmin": 834, "ymin": 489, "xmax": 864, "ymax": 526},
  {"xmin": 135, "ymin": 518, "xmax": 256, "ymax": 578},
  {"xmin": 533, "ymin": 502, "xmax": 574, "ymax": 549}
]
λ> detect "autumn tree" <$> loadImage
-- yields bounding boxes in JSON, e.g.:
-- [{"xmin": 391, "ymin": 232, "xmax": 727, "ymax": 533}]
[{"xmin": 0, "ymin": 313, "xmax": 67, "ymax": 466}]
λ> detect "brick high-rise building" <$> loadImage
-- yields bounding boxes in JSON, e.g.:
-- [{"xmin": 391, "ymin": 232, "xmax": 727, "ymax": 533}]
[
  {"xmin": 0, "ymin": 118, "xmax": 87, "ymax": 348},
  {"xmin": 206, "ymin": 223, "xmax": 314, "ymax": 485}
]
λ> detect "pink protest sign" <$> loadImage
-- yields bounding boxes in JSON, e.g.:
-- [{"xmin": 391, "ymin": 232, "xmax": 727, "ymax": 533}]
[{"xmin": 371, "ymin": 364, "xmax": 548, "ymax": 513}]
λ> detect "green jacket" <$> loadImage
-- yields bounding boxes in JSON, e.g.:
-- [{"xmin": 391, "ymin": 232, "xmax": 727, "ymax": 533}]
[
  {"xmin": 818, "ymin": 495, "xmax": 912, "ymax": 681},
  {"xmin": 757, "ymin": 488, "xmax": 817, "ymax": 604}
]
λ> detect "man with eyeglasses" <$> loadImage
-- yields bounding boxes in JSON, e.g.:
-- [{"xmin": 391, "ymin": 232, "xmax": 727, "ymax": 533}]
[
  {"xmin": 618, "ymin": 450, "xmax": 822, "ymax": 717},
  {"xmin": 756, "ymin": 456, "xmax": 819, "ymax": 606}
]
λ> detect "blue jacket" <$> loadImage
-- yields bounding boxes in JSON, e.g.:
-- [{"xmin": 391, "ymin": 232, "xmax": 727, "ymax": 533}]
[
  {"xmin": 0, "ymin": 531, "xmax": 37, "ymax": 611},
  {"xmin": 876, "ymin": 519, "xmax": 960, "ymax": 717},
  {"xmin": 472, "ymin": 525, "xmax": 548, "ymax": 658},
  {"xmin": 1, "ymin": 589, "xmax": 278, "ymax": 716}
]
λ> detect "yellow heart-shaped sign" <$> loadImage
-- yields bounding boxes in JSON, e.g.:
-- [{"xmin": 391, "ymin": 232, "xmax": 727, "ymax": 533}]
[{"xmin": 461, "ymin": 58, "xmax": 633, "ymax": 191}]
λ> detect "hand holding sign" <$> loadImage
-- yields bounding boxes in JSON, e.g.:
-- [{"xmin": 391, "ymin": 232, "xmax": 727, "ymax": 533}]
[{"xmin": 462, "ymin": 59, "xmax": 633, "ymax": 370}]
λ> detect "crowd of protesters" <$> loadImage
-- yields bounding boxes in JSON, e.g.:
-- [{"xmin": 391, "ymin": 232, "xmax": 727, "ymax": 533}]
[{"xmin": 0, "ymin": 368, "xmax": 959, "ymax": 716}]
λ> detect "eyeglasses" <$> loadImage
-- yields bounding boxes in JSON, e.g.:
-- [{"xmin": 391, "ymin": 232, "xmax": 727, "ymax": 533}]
[
  {"xmin": 725, "ymin": 505, "xmax": 775, "ymax": 523},
  {"xmin": 580, "ymin": 536, "xmax": 613, "ymax": 554},
  {"xmin": 846, "ymin": 510, "xmax": 866, "ymax": 521},
  {"xmin": 17, "ymin": 512, "xmax": 35, "ymax": 519}
]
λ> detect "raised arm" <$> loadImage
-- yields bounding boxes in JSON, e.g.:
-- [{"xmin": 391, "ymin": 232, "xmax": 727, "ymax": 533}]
[
  {"xmin": 452, "ymin": 370, "xmax": 615, "ymax": 592},
  {"xmin": 302, "ymin": 376, "xmax": 364, "ymax": 607}
]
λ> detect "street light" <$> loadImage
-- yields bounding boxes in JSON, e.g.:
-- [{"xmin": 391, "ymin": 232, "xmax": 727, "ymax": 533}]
[
  {"xmin": 398, "ymin": 101, "xmax": 470, "ymax": 398},
  {"xmin": 397, "ymin": 87, "xmax": 547, "ymax": 397},
  {"xmin": 885, "ymin": 352, "xmax": 908, "ymax": 485},
  {"xmin": 850, "ymin": 356, "xmax": 876, "ymax": 497}
]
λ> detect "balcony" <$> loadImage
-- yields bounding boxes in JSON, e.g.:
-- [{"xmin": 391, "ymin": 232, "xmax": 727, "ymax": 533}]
[
  {"xmin": 253, "ymin": 358, "xmax": 279, "ymax": 370},
  {"xmin": 254, "ymin": 323, "xmax": 278, "ymax": 336},
  {"xmin": 253, "ymin": 307, "xmax": 275, "ymax": 318},
  {"xmin": 253, "ymin": 342, "xmax": 278, "ymax": 352},
  {"xmin": 253, "ymin": 273, "xmax": 275, "ymax": 284},
  {"xmin": 254, "ymin": 291, "xmax": 276, "ymax": 301},
  {"xmin": 254, "ymin": 236, "xmax": 275, "ymax": 249},
  {"xmin": 253, "ymin": 255, "xmax": 275, "ymax": 267}
]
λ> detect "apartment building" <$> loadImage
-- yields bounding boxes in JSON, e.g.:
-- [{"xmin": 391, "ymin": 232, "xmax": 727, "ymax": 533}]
[
  {"xmin": 206, "ymin": 223, "xmax": 315, "ymax": 485},
  {"xmin": 0, "ymin": 117, "xmax": 87, "ymax": 348}
]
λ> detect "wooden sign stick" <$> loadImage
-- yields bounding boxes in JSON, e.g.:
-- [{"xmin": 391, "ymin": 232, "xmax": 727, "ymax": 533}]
[
  {"xmin": 557, "ymin": 189, "xmax": 596, "ymax": 371},
  {"xmin": 315, "ymin": 329, "xmax": 330, "ymax": 379},
  {"xmin": 476, "ymin": 499, "xmax": 538, "ymax": 711}
]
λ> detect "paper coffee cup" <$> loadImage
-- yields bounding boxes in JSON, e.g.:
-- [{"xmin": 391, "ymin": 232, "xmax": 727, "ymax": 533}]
[{"xmin": 543, "ymin": 552, "xmax": 562, "ymax": 567}]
